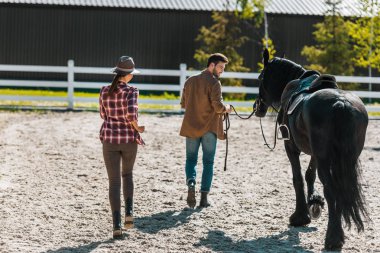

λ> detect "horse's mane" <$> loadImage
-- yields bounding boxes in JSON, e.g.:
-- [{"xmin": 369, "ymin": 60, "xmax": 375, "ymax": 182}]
[{"xmin": 268, "ymin": 57, "xmax": 305, "ymax": 82}]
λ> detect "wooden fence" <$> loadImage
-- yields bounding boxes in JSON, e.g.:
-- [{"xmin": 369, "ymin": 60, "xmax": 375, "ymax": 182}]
[{"xmin": 1, "ymin": 60, "xmax": 380, "ymax": 111}]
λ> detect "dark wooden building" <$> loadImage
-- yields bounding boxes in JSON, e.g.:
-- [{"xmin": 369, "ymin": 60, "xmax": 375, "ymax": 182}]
[{"xmin": 0, "ymin": 0, "xmax": 360, "ymax": 83}]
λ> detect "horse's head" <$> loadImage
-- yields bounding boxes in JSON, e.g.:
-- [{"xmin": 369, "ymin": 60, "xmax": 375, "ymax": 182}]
[
  {"xmin": 255, "ymin": 49, "xmax": 305, "ymax": 118},
  {"xmin": 255, "ymin": 66, "xmax": 270, "ymax": 117}
]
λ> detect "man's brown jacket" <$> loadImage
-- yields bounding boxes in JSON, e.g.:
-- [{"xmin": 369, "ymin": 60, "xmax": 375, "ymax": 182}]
[{"xmin": 180, "ymin": 69, "xmax": 227, "ymax": 140}]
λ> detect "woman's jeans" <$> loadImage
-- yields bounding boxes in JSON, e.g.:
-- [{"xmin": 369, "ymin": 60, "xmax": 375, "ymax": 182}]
[
  {"xmin": 185, "ymin": 132, "xmax": 217, "ymax": 192},
  {"xmin": 103, "ymin": 142, "xmax": 137, "ymax": 213}
]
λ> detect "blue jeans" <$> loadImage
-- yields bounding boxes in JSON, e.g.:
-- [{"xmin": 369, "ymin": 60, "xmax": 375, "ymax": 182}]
[{"xmin": 185, "ymin": 132, "xmax": 217, "ymax": 192}]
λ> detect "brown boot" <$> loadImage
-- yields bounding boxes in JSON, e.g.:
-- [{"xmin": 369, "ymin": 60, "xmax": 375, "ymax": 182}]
[
  {"xmin": 124, "ymin": 198, "xmax": 134, "ymax": 229},
  {"xmin": 112, "ymin": 211, "xmax": 123, "ymax": 239},
  {"xmin": 186, "ymin": 181, "xmax": 196, "ymax": 208},
  {"xmin": 200, "ymin": 192, "xmax": 211, "ymax": 207}
]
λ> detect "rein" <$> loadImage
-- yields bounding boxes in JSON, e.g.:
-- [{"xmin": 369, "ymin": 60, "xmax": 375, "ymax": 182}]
[
  {"xmin": 258, "ymin": 100, "xmax": 280, "ymax": 151},
  {"xmin": 260, "ymin": 117, "xmax": 278, "ymax": 151},
  {"xmin": 223, "ymin": 103, "xmax": 279, "ymax": 171}
]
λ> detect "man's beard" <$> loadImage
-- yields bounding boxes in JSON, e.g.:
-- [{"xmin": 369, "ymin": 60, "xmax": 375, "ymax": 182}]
[{"xmin": 212, "ymin": 69, "xmax": 220, "ymax": 79}]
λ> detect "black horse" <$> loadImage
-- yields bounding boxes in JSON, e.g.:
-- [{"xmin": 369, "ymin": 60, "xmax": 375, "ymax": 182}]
[{"xmin": 255, "ymin": 49, "xmax": 369, "ymax": 250}]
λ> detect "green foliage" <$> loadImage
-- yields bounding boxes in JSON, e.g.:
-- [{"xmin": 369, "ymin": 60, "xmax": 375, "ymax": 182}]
[
  {"xmin": 194, "ymin": 0, "xmax": 265, "ymax": 99},
  {"xmin": 141, "ymin": 92, "xmax": 179, "ymax": 100},
  {"xmin": 194, "ymin": 11, "xmax": 249, "ymax": 99},
  {"xmin": 234, "ymin": 0, "xmax": 268, "ymax": 72},
  {"xmin": 0, "ymin": 88, "xmax": 68, "ymax": 97},
  {"xmin": 0, "ymin": 88, "xmax": 258, "ymax": 112},
  {"xmin": 302, "ymin": 0, "xmax": 380, "ymax": 92},
  {"xmin": 235, "ymin": 0, "xmax": 265, "ymax": 27},
  {"xmin": 0, "ymin": 88, "xmax": 180, "ymax": 100},
  {"xmin": 301, "ymin": 15, "xmax": 355, "ymax": 76},
  {"xmin": 347, "ymin": 1, "xmax": 380, "ymax": 71},
  {"xmin": 194, "ymin": 11, "xmax": 249, "ymax": 73}
]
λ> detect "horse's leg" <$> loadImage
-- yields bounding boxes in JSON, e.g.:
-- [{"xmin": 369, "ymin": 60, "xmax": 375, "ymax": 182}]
[
  {"xmin": 285, "ymin": 143, "xmax": 311, "ymax": 226},
  {"xmin": 305, "ymin": 156, "xmax": 324, "ymax": 219},
  {"xmin": 317, "ymin": 158, "xmax": 344, "ymax": 250}
]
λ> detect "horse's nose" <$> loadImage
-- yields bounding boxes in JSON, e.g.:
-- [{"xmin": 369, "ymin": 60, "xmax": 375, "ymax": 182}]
[
  {"xmin": 255, "ymin": 107, "xmax": 266, "ymax": 117},
  {"xmin": 254, "ymin": 101, "xmax": 268, "ymax": 117}
]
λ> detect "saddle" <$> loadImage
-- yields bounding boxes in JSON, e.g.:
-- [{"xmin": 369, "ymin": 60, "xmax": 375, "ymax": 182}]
[
  {"xmin": 287, "ymin": 71, "xmax": 338, "ymax": 115},
  {"xmin": 277, "ymin": 71, "xmax": 339, "ymax": 140}
]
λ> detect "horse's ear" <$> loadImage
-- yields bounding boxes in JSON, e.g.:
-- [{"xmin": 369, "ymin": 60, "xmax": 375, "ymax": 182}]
[{"xmin": 263, "ymin": 48, "xmax": 269, "ymax": 67}]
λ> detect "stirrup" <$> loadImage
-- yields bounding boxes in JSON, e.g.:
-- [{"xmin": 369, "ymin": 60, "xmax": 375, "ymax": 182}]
[{"xmin": 277, "ymin": 124, "xmax": 290, "ymax": 141}]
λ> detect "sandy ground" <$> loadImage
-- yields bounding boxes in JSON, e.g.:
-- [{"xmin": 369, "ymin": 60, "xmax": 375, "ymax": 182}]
[{"xmin": 0, "ymin": 111, "xmax": 379, "ymax": 253}]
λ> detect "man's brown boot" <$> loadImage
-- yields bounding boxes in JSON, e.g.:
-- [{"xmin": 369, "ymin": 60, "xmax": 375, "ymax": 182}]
[
  {"xmin": 200, "ymin": 192, "xmax": 211, "ymax": 207},
  {"xmin": 186, "ymin": 181, "xmax": 196, "ymax": 208}
]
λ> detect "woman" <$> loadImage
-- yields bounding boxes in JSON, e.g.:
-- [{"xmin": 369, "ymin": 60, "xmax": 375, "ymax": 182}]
[{"xmin": 99, "ymin": 56, "xmax": 145, "ymax": 238}]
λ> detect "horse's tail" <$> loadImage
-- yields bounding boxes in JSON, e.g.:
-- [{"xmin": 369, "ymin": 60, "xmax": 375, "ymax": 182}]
[{"xmin": 329, "ymin": 100, "xmax": 368, "ymax": 232}]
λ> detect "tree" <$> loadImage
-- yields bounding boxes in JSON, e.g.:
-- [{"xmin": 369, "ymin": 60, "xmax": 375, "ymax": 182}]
[
  {"xmin": 301, "ymin": 1, "xmax": 355, "ymax": 76},
  {"xmin": 193, "ymin": 0, "xmax": 265, "ymax": 99},
  {"xmin": 347, "ymin": 0, "xmax": 380, "ymax": 71},
  {"xmin": 194, "ymin": 11, "xmax": 250, "ymax": 76},
  {"xmin": 235, "ymin": 0, "xmax": 265, "ymax": 27},
  {"xmin": 236, "ymin": 0, "xmax": 274, "ymax": 72}
]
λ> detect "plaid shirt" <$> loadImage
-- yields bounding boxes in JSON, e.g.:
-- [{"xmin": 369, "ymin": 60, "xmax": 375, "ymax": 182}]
[{"xmin": 99, "ymin": 82, "xmax": 144, "ymax": 145}]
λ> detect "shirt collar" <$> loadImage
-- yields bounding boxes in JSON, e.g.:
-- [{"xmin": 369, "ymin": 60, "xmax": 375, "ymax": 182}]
[{"xmin": 202, "ymin": 69, "xmax": 218, "ymax": 79}]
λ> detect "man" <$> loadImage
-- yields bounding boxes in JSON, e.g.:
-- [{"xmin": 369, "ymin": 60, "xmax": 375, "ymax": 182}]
[{"xmin": 180, "ymin": 53, "xmax": 232, "ymax": 208}]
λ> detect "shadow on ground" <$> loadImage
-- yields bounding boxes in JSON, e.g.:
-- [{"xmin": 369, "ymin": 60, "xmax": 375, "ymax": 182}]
[
  {"xmin": 135, "ymin": 208, "xmax": 200, "ymax": 234},
  {"xmin": 42, "ymin": 237, "xmax": 119, "ymax": 253},
  {"xmin": 195, "ymin": 226, "xmax": 318, "ymax": 253}
]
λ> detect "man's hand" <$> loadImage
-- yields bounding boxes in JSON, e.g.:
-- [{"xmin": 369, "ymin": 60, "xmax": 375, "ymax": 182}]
[{"xmin": 225, "ymin": 104, "xmax": 232, "ymax": 114}]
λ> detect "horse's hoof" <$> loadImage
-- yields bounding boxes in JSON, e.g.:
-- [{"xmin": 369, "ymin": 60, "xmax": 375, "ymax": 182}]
[
  {"xmin": 289, "ymin": 212, "xmax": 311, "ymax": 227},
  {"xmin": 325, "ymin": 241, "xmax": 344, "ymax": 251},
  {"xmin": 309, "ymin": 204, "xmax": 322, "ymax": 220},
  {"xmin": 325, "ymin": 227, "xmax": 345, "ymax": 251},
  {"xmin": 308, "ymin": 194, "xmax": 325, "ymax": 208}
]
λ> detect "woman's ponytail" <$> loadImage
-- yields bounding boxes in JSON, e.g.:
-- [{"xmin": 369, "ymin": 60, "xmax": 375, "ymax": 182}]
[{"xmin": 108, "ymin": 74, "xmax": 121, "ymax": 95}]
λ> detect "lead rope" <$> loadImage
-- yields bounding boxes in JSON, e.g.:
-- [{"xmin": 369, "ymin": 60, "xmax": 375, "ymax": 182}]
[
  {"xmin": 223, "ymin": 104, "xmax": 279, "ymax": 171},
  {"xmin": 223, "ymin": 113, "xmax": 230, "ymax": 171},
  {"xmin": 223, "ymin": 104, "xmax": 256, "ymax": 171},
  {"xmin": 230, "ymin": 105, "xmax": 256, "ymax": 120}
]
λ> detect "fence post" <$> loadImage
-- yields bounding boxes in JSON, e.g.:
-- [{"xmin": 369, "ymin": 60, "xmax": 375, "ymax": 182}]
[
  {"xmin": 67, "ymin": 60, "xmax": 74, "ymax": 110},
  {"xmin": 179, "ymin": 63, "xmax": 187, "ymax": 99}
]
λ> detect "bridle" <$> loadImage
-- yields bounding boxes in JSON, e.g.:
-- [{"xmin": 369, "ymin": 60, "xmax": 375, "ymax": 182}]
[{"xmin": 223, "ymin": 73, "xmax": 281, "ymax": 171}]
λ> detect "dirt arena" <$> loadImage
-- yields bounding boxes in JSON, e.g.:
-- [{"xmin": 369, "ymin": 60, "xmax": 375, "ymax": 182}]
[{"xmin": 0, "ymin": 111, "xmax": 379, "ymax": 252}]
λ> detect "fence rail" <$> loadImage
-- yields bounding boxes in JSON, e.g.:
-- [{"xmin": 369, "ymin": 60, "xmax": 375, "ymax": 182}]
[{"xmin": 1, "ymin": 60, "xmax": 380, "ymax": 111}]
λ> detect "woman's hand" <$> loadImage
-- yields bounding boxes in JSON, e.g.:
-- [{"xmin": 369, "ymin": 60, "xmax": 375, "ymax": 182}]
[
  {"xmin": 132, "ymin": 121, "xmax": 145, "ymax": 133},
  {"xmin": 137, "ymin": 126, "xmax": 145, "ymax": 133}
]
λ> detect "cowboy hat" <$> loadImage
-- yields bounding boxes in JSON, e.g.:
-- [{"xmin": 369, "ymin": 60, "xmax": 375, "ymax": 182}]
[{"xmin": 112, "ymin": 56, "xmax": 140, "ymax": 75}]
